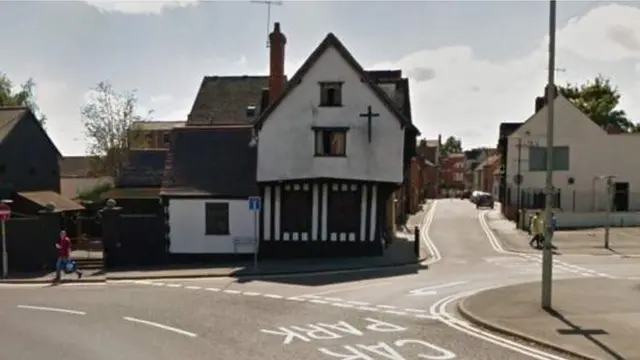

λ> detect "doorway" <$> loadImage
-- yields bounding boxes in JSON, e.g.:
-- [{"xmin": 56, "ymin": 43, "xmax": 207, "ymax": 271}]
[{"xmin": 614, "ymin": 182, "xmax": 629, "ymax": 212}]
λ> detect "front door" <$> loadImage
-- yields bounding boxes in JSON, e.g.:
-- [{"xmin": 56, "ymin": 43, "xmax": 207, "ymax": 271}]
[
  {"xmin": 280, "ymin": 183, "xmax": 312, "ymax": 241},
  {"xmin": 614, "ymin": 182, "xmax": 629, "ymax": 212}
]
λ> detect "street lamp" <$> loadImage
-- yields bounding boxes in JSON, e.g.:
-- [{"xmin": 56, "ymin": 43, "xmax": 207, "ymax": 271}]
[{"xmin": 541, "ymin": 0, "xmax": 557, "ymax": 310}]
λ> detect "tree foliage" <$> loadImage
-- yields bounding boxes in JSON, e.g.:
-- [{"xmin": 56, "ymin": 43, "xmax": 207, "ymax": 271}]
[
  {"xmin": 558, "ymin": 75, "xmax": 638, "ymax": 132},
  {"xmin": 439, "ymin": 136, "xmax": 462, "ymax": 158},
  {"xmin": 0, "ymin": 72, "xmax": 46, "ymax": 126},
  {"xmin": 81, "ymin": 81, "xmax": 152, "ymax": 178}
]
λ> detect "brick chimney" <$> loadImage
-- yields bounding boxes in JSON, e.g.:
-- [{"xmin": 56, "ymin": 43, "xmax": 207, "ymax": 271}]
[{"xmin": 269, "ymin": 22, "xmax": 286, "ymax": 104}]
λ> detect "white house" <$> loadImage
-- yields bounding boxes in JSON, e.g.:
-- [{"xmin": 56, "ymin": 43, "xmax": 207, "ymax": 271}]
[
  {"xmin": 505, "ymin": 92, "xmax": 640, "ymax": 215},
  {"xmin": 161, "ymin": 125, "xmax": 259, "ymax": 254},
  {"xmin": 252, "ymin": 23, "xmax": 419, "ymax": 257}
]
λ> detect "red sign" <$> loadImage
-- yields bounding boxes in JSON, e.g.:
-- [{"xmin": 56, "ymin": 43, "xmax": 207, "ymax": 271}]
[{"xmin": 0, "ymin": 203, "xmax": 10, "ymax": 221}]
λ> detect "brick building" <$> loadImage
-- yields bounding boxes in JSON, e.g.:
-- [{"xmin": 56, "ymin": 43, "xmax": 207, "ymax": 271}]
[{"xmin": 441, "ymin": 153, "xmax": 466, "ymax": 191}]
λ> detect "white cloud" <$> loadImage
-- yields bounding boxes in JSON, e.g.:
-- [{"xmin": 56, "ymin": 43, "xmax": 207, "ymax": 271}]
[
  {"xmin": 84, "ymin": 0, "xmax": 199, "ymax": 15},
  {"xmin": 367, "ymin": 3, "xmax": 640, "ymax": 148}
]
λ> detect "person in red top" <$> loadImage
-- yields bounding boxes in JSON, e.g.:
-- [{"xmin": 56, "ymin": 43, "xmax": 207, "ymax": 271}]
[{"xmin": 54, "ymin": 230, "xmax": 82, "ymax": 282}]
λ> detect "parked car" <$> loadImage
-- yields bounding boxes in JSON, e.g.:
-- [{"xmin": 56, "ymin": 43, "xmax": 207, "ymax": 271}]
[
  {"xmin": 460, "ymin": 190, "xmax": 472, "ymax": 199},
  {"xmin": 476, "ymin": 193, "xmax": 494, "ymax": 209},
  {"xmin": 470, "ymin": 191, "xmax": 483, "ymax": 203}
]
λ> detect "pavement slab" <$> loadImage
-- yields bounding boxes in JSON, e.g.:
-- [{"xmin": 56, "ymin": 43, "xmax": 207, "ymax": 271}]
[{"xmin": 458, "ymin": 278, "xmax": 640, "ymax": 360}]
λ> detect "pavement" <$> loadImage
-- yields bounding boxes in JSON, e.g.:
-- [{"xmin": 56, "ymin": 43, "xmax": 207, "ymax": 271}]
[
  {"xmin": 458, "ymin": 278, "xmax": 640, "ymax": 360},
  {"xmin": 2, "ymin": 199, "xmax": 638, "ymax": 359},
  {"xmin": 484, "ymin": 206, "xmax": 640, "ymax": 256}
]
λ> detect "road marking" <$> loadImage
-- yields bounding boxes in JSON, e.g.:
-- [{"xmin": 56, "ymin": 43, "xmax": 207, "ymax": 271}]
[
  {"xmin": 263, "ymin": 293, "xmax": 283, "ymax": 299},
  {"xmin": 17, "ymin": 305, "xmax": 86, "ymax": 315},
  {"xmin": 223, "ymin": 289, "xmax": 241, "ymax": 294},
  {"xmin": 300, "ymin": 281, "xmax": 392, "ymax": 297},
  {"xmin": 421, "ymin": 201, "xmax": 442, "ymax": 263},
  {"xmin": 185, "ymin": 285, "xmax": 201, "ymax": 290},
  {"xmin": 432, "ymin": 290, "xmax": 570, "ymax": 360},
  {"xmin": 123, "ymin": 316, "xmax": 198, "ymax": 338},
  {"xmin": 346, "ymin": 300, "xmax": 370, "ymax": 306},
  {"xmin": 166, "ymin": 284, "xmax": 182, "ymax": 288},
  {"xmin": 478, "ymin": 210, "xmax": 615, "ymax": 279},
  {"xmin": 205, "ymin": 287, "xmax": 220, "ymax": 292},
  {"xmin": 409, "ymin": 281, "xmax": 467, "ymax": 296},
  {"xmin": 243, "ymin": 291, "xmax": 262, "ymax": 296},
  {"xmin": 376, "ymin": 304, "xmax": 396, "ymax": 309},
  {"xmin": 357, "ymin": 306, "xmax": 381, "ymax": 312}
]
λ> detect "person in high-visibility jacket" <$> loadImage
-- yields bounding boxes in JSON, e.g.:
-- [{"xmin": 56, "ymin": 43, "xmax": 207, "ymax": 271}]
[{"xmin": 529, "ymin": 211, "xmax": 543, "ymax": 248}]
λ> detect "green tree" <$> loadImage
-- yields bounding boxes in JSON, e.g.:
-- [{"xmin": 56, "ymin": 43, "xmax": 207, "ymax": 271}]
[
  {"xmin": 439, "ymin": 136, "xmax": 462, "ymax": 158},
  {"xmin": 558, "ymin": 75, "xmax": 638, "ymax": 132},
  {"xmin": 81, "ymin": 81, "xmax": 152, "ymax": 178},
  {"xmin": 0, "ymin": 72, "xmax": 46, "ymax": 125}
]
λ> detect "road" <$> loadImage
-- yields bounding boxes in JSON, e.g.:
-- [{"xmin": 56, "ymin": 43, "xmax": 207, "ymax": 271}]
[{"xmin": 1, "ymin": 199, "xmax": 638, "ymax": 359}]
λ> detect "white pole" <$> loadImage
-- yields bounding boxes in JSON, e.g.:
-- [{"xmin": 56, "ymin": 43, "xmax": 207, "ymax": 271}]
[
  {"xmin": 541, "ymin": 0, "xmax": 557, "ymax": 309},
  {"xmin": 605, "ymin": 177, "xmax": 612, "ymax": 248}
]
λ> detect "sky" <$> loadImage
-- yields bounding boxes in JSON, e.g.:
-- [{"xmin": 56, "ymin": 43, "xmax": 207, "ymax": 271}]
[{"xmin": 2, "ymin": 0, "xmax": 640, "ymax": 155}]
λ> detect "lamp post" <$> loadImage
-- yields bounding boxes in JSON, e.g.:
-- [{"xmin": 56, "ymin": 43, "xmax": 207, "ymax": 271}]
[
  {"xmin": 593, "ymin": 175, "xmax": 615, "ymax": 248},
  {"xmin": 541, "ymin": 0, "xmax": 557, "ymax": 310}
]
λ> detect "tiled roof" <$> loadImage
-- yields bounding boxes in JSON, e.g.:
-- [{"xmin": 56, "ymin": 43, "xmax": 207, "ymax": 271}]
[
  {"xmin": 187, "ymin": 76, "xmax": 269, "ymax": 126},
  {"xmin": 117, "ymin": 149, "xmax": 168, "ymax": 188},
  {"xmin": 0, "ymin": 106, "xmax": 62, "ymax": 157},
  {"xmin": 0, "ymin": 107, "xmax": 27, "ymax": 144},
  {"xmin": 161, "ymin": 126, "xmax": 258, "ymax": 197}
]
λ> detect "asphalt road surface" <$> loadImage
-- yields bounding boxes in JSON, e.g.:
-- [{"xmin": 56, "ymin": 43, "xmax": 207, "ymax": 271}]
[{"xmin": 2, "ymin": 199, "xmax": 638, "ymax": 360}]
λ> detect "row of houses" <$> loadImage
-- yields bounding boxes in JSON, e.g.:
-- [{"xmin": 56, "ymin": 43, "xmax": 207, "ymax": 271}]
[{"xmin": 0, "ymin": 23, "xmax": 450, "ymax": 268}]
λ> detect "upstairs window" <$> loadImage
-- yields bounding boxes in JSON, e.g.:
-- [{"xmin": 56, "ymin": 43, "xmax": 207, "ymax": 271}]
[
  {"xmin": 162, "ymin": 132, "xmax": 171, "ymax": 147},
  {"xmin": 319, "ymin": 82, "xmax": 343, "ymax": 107},
  {"xmin": 314, "ymin": 127, "xmax": 347, "ymax": 157}
]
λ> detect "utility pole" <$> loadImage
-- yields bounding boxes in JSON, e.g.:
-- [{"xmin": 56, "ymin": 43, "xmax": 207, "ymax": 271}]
[
  {"xmin": 250, "ymin": 0, "xmax": 283, "ymax": 48},
  {"xmin": 435, "ymin": 134, "xmax": 442, "ymax": 198},
  {"xmin": 541, "ymin": 0, "xmax": 557, "ymax": 310},
  {"xmin": 515, "ymin": 138, "xmax": 523, "ymax": 215}
]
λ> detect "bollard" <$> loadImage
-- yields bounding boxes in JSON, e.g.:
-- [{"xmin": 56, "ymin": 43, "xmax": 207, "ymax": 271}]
[{"xmin": 414, "ymin": 225, "xmax": 420, "ymax": 257}]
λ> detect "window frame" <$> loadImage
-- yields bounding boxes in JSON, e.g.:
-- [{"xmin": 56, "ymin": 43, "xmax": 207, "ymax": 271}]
[
  {"xmin": 204, "ymin": 202, "xmax": 230, "ymax": 235},
  {"xmin": 528, "ymin": 146, "xmax": 570, "ymax": 171},
  {"xmin": 318, "ymin": 81, "xmax": 344, "ymax": 107},
  {"xmin": 312, "ymin": 126, "xmax": 349, "ymax": 157},
  {"xmin": 162, "ymin": 132, "xmax": 171, "ymax": 146}
]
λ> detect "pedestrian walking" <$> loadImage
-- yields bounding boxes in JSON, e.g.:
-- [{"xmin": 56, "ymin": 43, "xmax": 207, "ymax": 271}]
[
  {"xmin": 54, "ymin": 230, "xmax": 82, "ymax": 282},
  {"xmin": 529, "ymin": 211, "xmax": 543, "ymax": 249}
]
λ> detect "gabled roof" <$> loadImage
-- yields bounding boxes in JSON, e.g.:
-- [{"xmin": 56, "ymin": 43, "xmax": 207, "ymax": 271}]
[
  {"xmin": 161, "ymin": 125, "xmax": 258, "ymax": 197},
  {"xmin": 117, "ymin": 149, "xmax": 168, "ymax": 188},
  {"xmin": 187, "ymin": 76, "xmax": 270, "ymax": 126},
  {"xmin": 253, "ymin": 33, "xmax": 419, "ymax": 134},
  {"xmin": 0, "ymin": 106, "xmax": 61, "ymax": 157}
]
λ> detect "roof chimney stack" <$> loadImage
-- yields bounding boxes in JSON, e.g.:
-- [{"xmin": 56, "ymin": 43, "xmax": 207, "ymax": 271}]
[{"xmin": 269, "ymin": 22, "xmax": 286, "ymax": 104}]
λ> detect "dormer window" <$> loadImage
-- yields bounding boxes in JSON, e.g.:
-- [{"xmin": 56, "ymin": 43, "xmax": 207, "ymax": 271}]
[{"xmin": 319, "ymin": 82, "xmax": 343, "ymax": 107}]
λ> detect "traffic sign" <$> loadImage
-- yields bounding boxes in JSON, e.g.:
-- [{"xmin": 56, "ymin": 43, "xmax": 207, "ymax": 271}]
[
  {"xmin": 0, "ymin": 203, "xmax": 10, "ymax": 221},
  {"xmin": 248, "ymin": 196, "xmax": 261, "ymax": 212}
]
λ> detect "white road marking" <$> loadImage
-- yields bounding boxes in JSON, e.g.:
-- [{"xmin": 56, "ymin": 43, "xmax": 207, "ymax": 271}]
[
  {"xmin": 376, "ymin": 304, "xmax": 396, "ymax": 309},
  {"xmin": 205, "ymin": 287, "xmax": 220, "ymax": 292},
  {"xmin": 346, "ymin": 300, "xmax": 370, "ymax": 306},
  {"xmin": 478, "ymin": 210, "xmax": 615, "ymax": 278},
  {"xmin": 331, "ymin": 302, "xmax": 354, "ymax": 308},
  {"xmin": 166, "ymin": 284, "xmax": 183, "ymax": 288},
  {"xmin": 17, "ymin": 305, "xmax": 86, "ymax": 315},
  {"xmin": 421, "ymin": 201, "xmax": 442, "ymax": 263},
  {"xmin": 123, "ymin": 316, "xmax": 198, "ymax": 338},
  {"xmin": 263, "ymin": 294, "xmax": 283, "ymax": 299},
  {"xmin": 409, "ymin": 281, "xmax": 467, "ymax": 296},
  {"xmin": 309, "ymin": 299, "xmax": 328, "ymax": 304},
  {"xmin": 300, "ymin": 281, "xmax": 392, "ymax": 297},
  {"xmin": 185, "ymin": 285, "xmax": 201, "ymax": 290},
  {"xmin": 242, "ymin": 291, "xmax": 261, "ymax": 296},
  {"xmin": 223, "ymin": 289, "xmax": 241, "ymax": 294},
  {"xmin": 431, "ymin": 290, "xmax": 570, "ymax": 360}
]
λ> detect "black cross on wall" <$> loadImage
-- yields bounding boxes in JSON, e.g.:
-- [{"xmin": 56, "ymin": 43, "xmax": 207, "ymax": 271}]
[{"xmin": 359, "ymin": 106, "xmax": 380, "ymax": 143}]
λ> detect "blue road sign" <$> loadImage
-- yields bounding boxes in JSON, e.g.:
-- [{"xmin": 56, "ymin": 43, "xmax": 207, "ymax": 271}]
[{"xmin": 249, "ymin": 196, "xmax": 261, "ymax": 212}]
